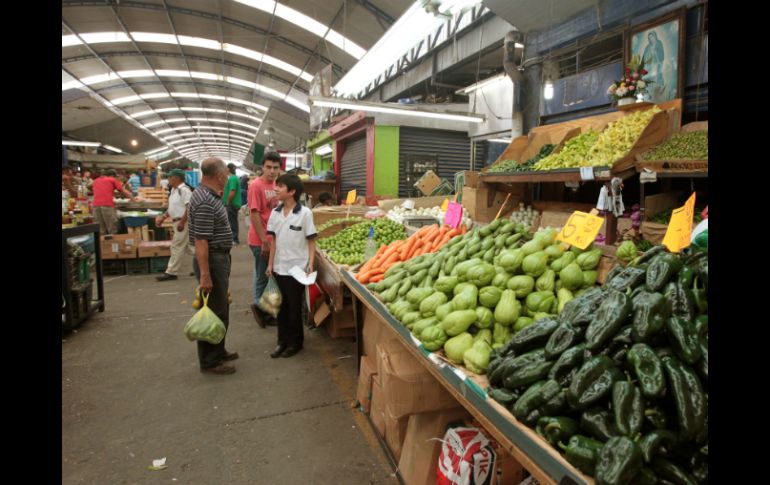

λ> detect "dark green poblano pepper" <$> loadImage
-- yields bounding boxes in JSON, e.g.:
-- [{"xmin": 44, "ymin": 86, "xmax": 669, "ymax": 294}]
[
  {"xmin": 631, "ymin": 291, "xmax": 672, "ymax": 342},
  {"xmin": 512, "ymin": 379, "xmax": 561, "ymax": 422},
  {"xmin": 639, "ymin": 429, "xmax": 678, "ymax": 463},
  {"xmin": 487, "ymin": 387, "xmax": 520, "ymax": 407},
  {"xmin": 650, "ymin": 457, "xmax": 698, "ymax": 485},
  {"xmin": 605, "ymin": 266, "xmax": 647, "ymax": 293},
  {"xmin": 560, "ymin": 435, "xmax": 604, "ymax": 475},
  {"xmin": 645, "ymin": 253, "xmax": 683, "ymax": 292},
  {"xmin": 580, "ymin": 407, "xmax": 619, "ymax": 442},
  {"xmin": 536, "ymin": 416, "xmax": 580, "ymax": 446},
  {"xmin": 627, "ymin": 343, "xmax": 666, "ymax": 398},
  {"xmin": 666, "ymin": 316, "xmax": 701, "ymax": 365},
  {"xmin": 568, "ymin": 356, "xmax": 624, "ymax": 411},
  {"xmin": 585, "ymin": 291, "xmax": 633, "ymax": 350},
  {"xmin": 595, "ymin": 436, "xmax": 643, "ymax": 485},
  {"xmin": 544, "ymin": 322, "xmax": 584, "ymax": 360},
  {"xmin": 662, "ymin": 357, "xmax": 707, "ymax": 441},
  {"xmin": 548, "ymin": 344, "xmax": 586, "ymax": 387},
  {"xmin": 663, "ymin": 281, "xmax": 696, "ymax": 322},
  {"xmin": 612, "ymin": 381, "xmax": 644, "ymax": 437},
  {"xmin": 560, "ymin": 287, "xmax": 606, "ymax": 326}
]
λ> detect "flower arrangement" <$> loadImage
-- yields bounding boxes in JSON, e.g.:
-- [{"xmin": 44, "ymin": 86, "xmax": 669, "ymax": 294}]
[{"xmin": 607, "ymin": 54, "xmax": 652, "ymax": 102}]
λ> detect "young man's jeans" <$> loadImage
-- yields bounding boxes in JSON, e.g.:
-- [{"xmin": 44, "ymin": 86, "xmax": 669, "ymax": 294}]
[
  {"xmin": 226, "ymin": 205, "xmax": 240, "ymax": 244},
  {"xmin": 250, "ymin": 245, "xmax": 269, "ymax": 307}
]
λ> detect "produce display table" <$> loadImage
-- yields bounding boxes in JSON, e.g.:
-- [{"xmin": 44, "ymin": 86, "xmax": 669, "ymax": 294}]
[
  {"xmin": 342, "ymin": 270, "xmax": 593, "ymax": 485},
  {"xmin": 63, "ymin": 224, "xmax": 105, "ymax": 331},
  {"xmin": 480, "ymin": 166, "xmax": 636, "ymax": 184},
  {"xmin": 315, "ymin": 248, "xmax": 346, "ymax": 312}
]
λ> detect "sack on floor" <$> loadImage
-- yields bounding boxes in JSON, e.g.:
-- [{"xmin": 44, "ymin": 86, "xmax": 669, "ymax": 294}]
[
  {"xmin": 437, "ymin": 426, "xmax": 498, "ymax": 485},
  {"xmin": 258, "ymin": 276, "xmax": 282, "ymax": 318},
  {"xmin": 184, "ymin": 293, "xmax": 226, "ymax": 344}
]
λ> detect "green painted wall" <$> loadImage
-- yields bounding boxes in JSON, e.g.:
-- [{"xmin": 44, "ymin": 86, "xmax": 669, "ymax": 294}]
[
  {"xmin": 313, "ymin": 153, "xmax": 333, "ymax": 174},
  {"xmin": 374, "ymin": 125, "xmax": 399, "ymax": 197}
]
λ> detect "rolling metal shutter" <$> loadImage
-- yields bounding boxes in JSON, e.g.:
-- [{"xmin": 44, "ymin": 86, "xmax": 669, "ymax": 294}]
[
  {"xmin": 340, "ymin": 136, "xmax": 367, "ymax": 198},
  {"xmin": 398, "ymin": 127, "xmax": 472, "ymax": 197}
]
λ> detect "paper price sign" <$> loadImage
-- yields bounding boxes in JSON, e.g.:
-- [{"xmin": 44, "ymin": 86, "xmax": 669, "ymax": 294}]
[
  {"xmin": 556, "ymin": 211, "xmax": 604, "ymax": 249},
  {"xmin": 444, "ymin": 201, "xmax": 463, "ymax": 228},
  {"xmin": 441, "ymin": 198, "xmax": 449, "ymax": 211},
  {"xmin": 663, "ymin": 193, "xmax": 696, "ymax": 253},
  {"xmin": 345, "ymin": 189, "xmax": 357, "ymax": 205}
]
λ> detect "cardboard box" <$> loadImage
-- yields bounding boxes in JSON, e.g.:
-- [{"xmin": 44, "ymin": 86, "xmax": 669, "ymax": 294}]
[
  {"xmin": 378, "ymin": 195, "xmax": 448, "ymax": 213},
  {"xmin": 100, "ymin": 234, "xmax": 138, "ymax": 260},
  {"xmin": 385, "ymin": 410, "xmax": 410, "ymax": 462},
  {"xmin": 414, "ymin": 170, "xmax": 442, "ymax": 196},
  {"xmin": 642, "ymin": 221, "xmax": 668, "ymax": 245},
  {"xmin": 370, "ymin": 375, "xmax": 386, "ymax": 438},
  {"xmin": 326, "ymin": 304, "xmax": 355, "ymax": 339},
  {"xmin": 362, "ymin": 306, "xmax": 395, "ymax": 357},
  {"xmin": 312, "ymin": 205, "xmax": 372, "ymax": 227},
  {"xmin": 356, "ymin": 355, "xmax": 378, "ymax": 414},
  {"xmin": 497, "ymin": 452, "xmax": 526, "ymax": 484},
  {"xmin": 463, "ymin": 171, "xmax": 481, "ymax": 189},
  {"xmin": 398, "ymin": 408, "xmax": 471, "ymax": 485},
  {"xmin": 463, "ymin": 185, "xmax": 523, "ymax": 223},
  {"xmin": 137, "ymin": 241, "xmax": 172, "ymax": 258},
  {"xmin": 377, "ymin": 339, "xmax": 459, "ymax": 418}
]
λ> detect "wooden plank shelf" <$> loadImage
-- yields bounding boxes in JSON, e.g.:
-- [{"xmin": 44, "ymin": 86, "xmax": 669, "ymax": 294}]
[{"xmin": 480, "ymin": 166, "xmax": 635, "ymax": 184}]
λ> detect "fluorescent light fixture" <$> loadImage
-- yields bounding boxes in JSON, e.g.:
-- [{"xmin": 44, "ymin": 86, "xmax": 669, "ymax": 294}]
[
  {"xmin": 146, "ymin": 117, "xmax": 257, "ymax": 131},
  {"xmin": 62, "ymin": 140, "xmax": 101, "ymax": 147},
  {"xmin": 65, "ymin": 32, "xmax": 311, "ymax": 84},
  {"xmin": 155, "ymin": 126, "xmax": 256, "ymax": 137},
  {"xmin": 315, "ymin": 144, "xmax": 333, "ymax": 156},
  {"xmin": 457, "ymin": 73, "xmax": 509, "ymax": 95},
  {"xmin": 108, "ymin": 91, "xmax": 268, "ymax": 112},
  {"xmin": 233, "ymin": 0, "xmax": 365, "ymax": 59},
  {"xmin": 162, "ymin": 132, "xmax": 254, "ymax": 143},
  {"xmin": 102, "ymin": 144, "xmax": 124, "ymax": 153},
  {"xmin": 487, "ymin": 138, "xmax": 512, "ymax": 144},
  {"xmin": 544, "ymin": 78, "xmax": 554, "ymax": 100},
  {"xmin": 309, "ymin": 97, "xmax": 485, "ymax": 123},
  {"xmin": 515, "ymin": 43, "xmax": 525, "ymax": 49},
  {"xmin": 437, "ymin": 0, "xmax": 483, "ymax": 16},
  {"xmin": 144, "ymin": 146, "xmax": 173, "ymax": 156}
]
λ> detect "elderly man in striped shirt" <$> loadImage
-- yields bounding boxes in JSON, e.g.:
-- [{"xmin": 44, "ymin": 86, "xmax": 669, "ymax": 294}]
[{"xmin": 188, "ymin": 158, "xmax": 239, "ymax": 375}]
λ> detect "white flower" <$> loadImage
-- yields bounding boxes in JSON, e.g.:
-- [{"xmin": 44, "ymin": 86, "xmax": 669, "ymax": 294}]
[
  {"xmin": 636, "ymin": 80, "xmax": 646, "ymax": 89},
  {"xmin": 607, "ymin": 85, "xmax": 617, "ymax": 95},
  {"xmin": 616, "ymin": 87, "xmax": 628, "ymax": 97}
]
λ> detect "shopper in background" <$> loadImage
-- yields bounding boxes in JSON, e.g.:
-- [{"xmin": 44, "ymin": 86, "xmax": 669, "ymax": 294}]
[
  {"xmin": 222, "ymin": 163, "xmax": 242, "ymax": 245},
  {"xmin": 188, "ymin": 158, "xmax": 238, "ymax": 375},
  {"xmin": 128, "ymin": 171, "xmax": 141, "ymax": 197},
  {"xmin": 239, "ymin": 174, "xmax": 249, "ymax": 206},
  {"xmin": 266, "ymin": 174, "xmax": 316, "ymax": 358},
  {"xmin": 247, "ymin": 152, "xmax": 281, "ymax": 328},
  {"xmin": 155, "ymin": 169, "xmax": 194, "ymax": 282},
  {"xmin": 313, "ymin": 192, "xmax": 335, "ymax": 208},
  {"xmin": 92, "ymin": 169, "xmax": 134, "ymax": 234},
  {"xmin": 62, "ymin": 166, "xmax": 78, "ymax": 198}
]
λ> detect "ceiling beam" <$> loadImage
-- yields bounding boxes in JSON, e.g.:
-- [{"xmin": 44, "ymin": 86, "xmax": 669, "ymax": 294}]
[
  {"xmin": 62, "ymin": 0, "xmax": 345, "ymax": 76},
  {"xmin": 356, "ymin": 0, "xmax": 395, "ymax": 28}
]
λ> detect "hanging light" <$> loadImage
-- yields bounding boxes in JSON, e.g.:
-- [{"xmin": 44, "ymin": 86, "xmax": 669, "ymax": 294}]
[{"xmin": 544, "ymin": 77, "xmax": 554, "ymax": 100}]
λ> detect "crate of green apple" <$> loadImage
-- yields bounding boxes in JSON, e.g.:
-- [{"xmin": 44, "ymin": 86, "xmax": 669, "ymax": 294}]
[
  {"xmin": 317, "ymin": 217, "xmax": 406, "ymax": 266},
  {"xmin": 485, "ymin": 245, "xmax": 707, "ymax": 485}
]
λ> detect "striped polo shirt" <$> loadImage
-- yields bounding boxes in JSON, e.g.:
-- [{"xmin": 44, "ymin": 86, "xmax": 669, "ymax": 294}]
[{"xmin": 188, "ymin": 184, "xmax": 233, "ymax": 250}]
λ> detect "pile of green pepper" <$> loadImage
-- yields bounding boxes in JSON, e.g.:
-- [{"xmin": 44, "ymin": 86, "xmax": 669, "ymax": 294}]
[{"xmin": 486, "ymin": 245, "xmax": 708, "ymax": 484}]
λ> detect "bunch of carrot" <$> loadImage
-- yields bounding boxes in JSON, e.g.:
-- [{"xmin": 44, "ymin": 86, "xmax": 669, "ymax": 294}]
[{"xmin": 355, "ymin": 223, "xmax": 468, "ymax": 284}]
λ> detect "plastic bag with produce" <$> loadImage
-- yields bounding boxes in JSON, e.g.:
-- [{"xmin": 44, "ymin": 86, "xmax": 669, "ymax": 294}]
[
  {"xmin": 258, "ymin": 276, "xmax": 283, "ymax": 318},
  {"xmin": 184, "ymin": 293, "xmax": 226, "ymax": 344}
]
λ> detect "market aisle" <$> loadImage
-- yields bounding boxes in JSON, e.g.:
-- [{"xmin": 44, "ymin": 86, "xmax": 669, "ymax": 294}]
[{"xmin": 62, "ymin": 233, "xmax": 397, "ymax": 484}]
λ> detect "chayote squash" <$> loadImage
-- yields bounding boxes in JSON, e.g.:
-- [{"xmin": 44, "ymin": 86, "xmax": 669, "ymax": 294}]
[
  {"xmin": 435, "ymin": 301, "xmax": 456, "ymax": 322},
  {"xmin": 402, "ymin": 311, "xmax": 422, "ymax": 328},
  {"xmin": 420, "ymin": 325, "xmax": 448, "ymax": 352},
  {"xmin": 560, "ymin": 262, "xmax": 585, "ymax": 291},
  {"xmin": 391, "ymin": 300, "xmax": 413, "ymax": 321},
  {"xmin": 507, "ymin": 275, "xmax": 536, "ymax": 299},
  {"xmin": 616, "ymin": 240, "xmax": 638, "ymax": 264},
  {"xmin": 463, "ymin": 339, "xmax": 493, "ymax": 374},
  {"xmin": 576, "ymin": 248, "xmax": 602, "ymax": 270},
  {"xmin": 452, "ymin": 285, "xmax": 479, "ymax": 310},
  {"xmin": 419, "ymin": 292, "xmax": 448, "ymax": 317},
  {"xmin": 494, "ymin": 289, "xmax": 521, "ymax": 326},
  {"xmin": 444, "ymin": 332, "xmax": 474, "ymax": 364},
  {"xmin": 536, "ymin": 269, "xmax": 556, "ymax": 293},
  {"xmin": 453, "ymin": 257, "xmax": 483, "ymax": 279},
  {"xmin": 582, "ymin": 270, "xmax": 598, "ymax": 288},
  {"xmin": 513, "ymin": 316, "xmax": 535, "ymax": 333},
  {"xmin": 441, "ymin": 310, "xmax": 478, "ymax": 336},
  {"xmin": 534, "ymin": 228, "xmax": 559, "ymax": 247},
  {"xmin": 521, "ymin": 238, "xmax": 545, "ymax": 256},
  {"xmin": 433, "ymin": 276, "xmax": 460, "ymax": 294},
  {"xmin": 475, "ymin": 307, "xmax": 494, "ymax": 329},
  {"xmin": 453, "ymin": 282, "xmax": 476, "ymax": 296},
  {"xmin": 493, "ymin": 322, "xmax": 512, "ymax": 347},
  {"xmin": 499, "ymin": 248, "xmax": 525, "ymax": 273},
  {"xmin": 522, "ymin": 251, "xmax": 549, "ymax": 278},
  {"xmin": 412, "ymin": 317, "xmax": 438, "ymax": 337},
  {"xmin": 492, "ymin": 271, "xmax": 511, "ymax": 289},
  {"xmin": 526, "ymin": 291, "xmax": 556, "ymax": 315},
  {"xmin": 551, "ymin": 252, "xmax": 577, "ymax": 273},
  {"xmin": 406, "ymin": 287, "xmax": 436, "ymax": 305},
  {"xmin": 557, "ymin": 288, "xmax": 574, "ymax": 313},
  {"xmin": 466, "ymin": 262, "xmax": 497, "ymax": 287},
  {"xmin": 570, "ymin": 243, "xmax": 592, "ymax": 256},
  {"xmin": 544, "ymin": 243, "xmax": 566, "ymax": 261},
  {"xmin": 479, "ymin": 286, "xmax": 503, "ymax": 308},
  {"xmin": 475, "ymin": 328, "xmax": 493, "ymax": 344}
]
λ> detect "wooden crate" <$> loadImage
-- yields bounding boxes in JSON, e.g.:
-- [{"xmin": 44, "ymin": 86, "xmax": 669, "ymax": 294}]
[
  {"xmin": 315, "ymin": 248, "xmax": 345, "ymax": 312},
  {"xmin": 318, "ymin": 219, "xmax": 362, "ymax": 239},
  {"xmin": 137, "ymin": 188, "xmax": 169, "ymax": 206},
  {"xmin": 634, "ymin": 120, "xmax": 708, "ymax": 173}
]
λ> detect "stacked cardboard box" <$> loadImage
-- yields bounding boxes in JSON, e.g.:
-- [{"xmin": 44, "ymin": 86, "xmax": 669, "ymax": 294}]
[
  {"xmin": 137, "ymin": 240, "xmax": 172, "ymax": 258},
  {"xmin": 100, "ymin": 234, "xmax": 137, "ymax": 260}
]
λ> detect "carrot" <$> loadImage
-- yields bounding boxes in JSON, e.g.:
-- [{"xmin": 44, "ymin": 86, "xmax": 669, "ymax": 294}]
[
  {"xmin": 378, "ymin": 240, "xmax": 403, "ymax": 262},
  {"xmin": 399, "ymin": 234, "xmax": 418, "ymax": 259},
  {"xmin": 359, "ymin": 244, "xmax": 388, "ymax": 273},
  {"xmin": 435, "ymin": 228, "xmax": 459, "ymax": 250},
  {"xmin": 369, "ymin": 274, "xmax": 384, "ymax": 283},
  {"xmin": 460, "ymin": 224, "xmax": 468, "ymax": 234},
  {"xmin": 406, "ymin": 237, "xmax": 424, "ymax": 260},
  {"xmin": 415, "ymin": 225, "xmax": 434, "ymax": 238},
  {"xmin": 421, "ymin": 226, "xmax": 440, "ymax": 246}
]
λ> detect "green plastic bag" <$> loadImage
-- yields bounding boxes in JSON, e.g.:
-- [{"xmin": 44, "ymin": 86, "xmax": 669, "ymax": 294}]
[{"xmin": 184, "ymin": 293, "xmax": 226, "ymax": 344}]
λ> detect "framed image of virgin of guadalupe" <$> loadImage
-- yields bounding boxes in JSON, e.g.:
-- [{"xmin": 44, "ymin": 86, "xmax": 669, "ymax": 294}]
[{"xmin": 625, "ymin": 9, "xmax": 686, "ymax": 103}]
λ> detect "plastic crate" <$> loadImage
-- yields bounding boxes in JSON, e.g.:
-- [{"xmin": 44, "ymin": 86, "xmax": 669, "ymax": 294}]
[
  {"xmin": 149, "ymin": 256, "xmax": 170, "ymax": 273},
  {"xmin": 124, "ymin": 216, "xmax": 150, "ymax": 228},
  {"xmin": 125, "ymin": 258, "xmax": 150, "ymax": 274},
  {"xmin": 102, "ymin": 259, "xmax": 126, "ymax": 276}
]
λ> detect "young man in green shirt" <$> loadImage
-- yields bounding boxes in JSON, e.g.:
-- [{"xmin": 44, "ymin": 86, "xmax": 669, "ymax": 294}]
[{"xmin": 222, "ymin": 163, "xmax": 242, "ymax": 245}]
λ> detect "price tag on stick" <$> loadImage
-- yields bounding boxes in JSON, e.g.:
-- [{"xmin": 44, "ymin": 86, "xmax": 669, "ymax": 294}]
[
  {"xmin": 441, "ymin": 198, "xmax": 449, "ymax": 211},
  {"xmin": 345, "ymin": 189, "xmax": 357, "ymax": 205},
  {"xmin": 555, "ymin": 211, "xmax": 605, "ymax": 249},
  {"xmin": 663, "ymin": 193, "xmax": 697, "ymax": 253},
  {"xmin": 444, "ymin": 201, "xmax": 463, "ymax": 228}
]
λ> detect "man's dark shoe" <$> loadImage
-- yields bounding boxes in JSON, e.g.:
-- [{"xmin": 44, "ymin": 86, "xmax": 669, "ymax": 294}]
[
  {"xmin": 250, "ymin": 304, "xmax": 266, "ymax": 328},
  {"xmin": 270, "ymin": 344, "xmax": 287, "ymax": 358},
  {"xmin": 281, "ymin": 346, "xmax": 302, "ymax": 358},
  {"xmin": 189, "ymin": 272, "xmax": 195, "ymax": 276},
  {"xmin": 222, "ymin": 351, "xmax": 239, "ymax": 362},
  {"xmin": 200, "ymin": 364, "xmax": 236, "ymax": 375},
  {"xmin": 156, "ymin": 273, "xmax": 177, "ymax": 281},
  {"xmin": 266, "ymin": 315, "xmax": 278, "ymax": 326}
]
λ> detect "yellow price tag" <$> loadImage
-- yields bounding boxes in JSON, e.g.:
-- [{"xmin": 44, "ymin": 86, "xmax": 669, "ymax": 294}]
[
  {"xmin": 555, "ymin": 211, "xmax": 604, "ymax": 250},
  {"xmin": 441, "ymin": 198, "xmax": 449, "ymax": 211},
  {"xmin": 663, "ymin": 193, "xmax": 696, "ymax": 253},
  {"xmin": 345, "ymin": 189, "xmax": 357, "ymax": 205}
]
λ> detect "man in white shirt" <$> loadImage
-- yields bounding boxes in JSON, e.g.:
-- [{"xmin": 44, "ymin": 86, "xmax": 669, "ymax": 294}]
[{"xmin": 155, "ymin": 169, "xmax": 194, "ymax": 281}]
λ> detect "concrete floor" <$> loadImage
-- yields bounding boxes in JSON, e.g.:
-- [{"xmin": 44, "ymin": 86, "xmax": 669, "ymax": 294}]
[{"xmin": 62, "ymin": 237, "xmax": 399, "ymax": 485}]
